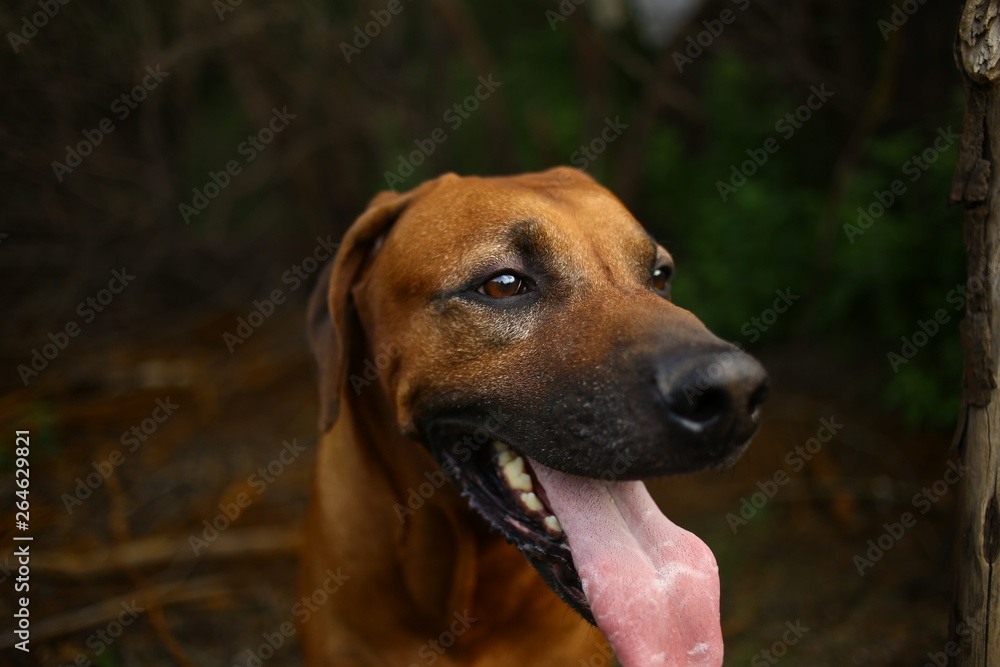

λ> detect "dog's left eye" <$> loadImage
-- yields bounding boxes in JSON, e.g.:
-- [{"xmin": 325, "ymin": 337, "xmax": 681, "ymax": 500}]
[
  {"xmin": 478, "ymin": 273, "xmax": 530, "ymax": 298},
  {"xmin": 651, "ymin": 265, "xmax": 672, "ymax": 292}
]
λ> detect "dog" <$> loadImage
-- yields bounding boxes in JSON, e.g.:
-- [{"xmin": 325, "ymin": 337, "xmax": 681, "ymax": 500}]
[{"xmin": 300, "ymin": 167, "xmax": 767, "ymax": 666}]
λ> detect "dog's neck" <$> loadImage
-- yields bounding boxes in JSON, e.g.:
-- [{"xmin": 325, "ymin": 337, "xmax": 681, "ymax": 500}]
[{"xmin": 332, "ymin": 383, "xmax": 538, "ymax": 625}]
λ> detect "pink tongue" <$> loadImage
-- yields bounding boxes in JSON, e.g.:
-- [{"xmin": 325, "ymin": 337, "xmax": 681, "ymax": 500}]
[{"xmin": 529, "ymin": 459, "xmax": 723, "ymax": 667}]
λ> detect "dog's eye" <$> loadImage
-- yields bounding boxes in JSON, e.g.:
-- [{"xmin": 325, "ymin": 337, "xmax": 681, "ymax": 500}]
[
  {"xmin": 652, "ymin": 265, "xmax": 673, "ymax": 292},
  {"xmin": 478, "ymin": 273, "xmax": 530, "ymax": 298}
]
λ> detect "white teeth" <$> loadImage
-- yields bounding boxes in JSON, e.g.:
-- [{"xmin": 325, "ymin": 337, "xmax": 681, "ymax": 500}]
[
  {"xmin": 501, "ymin": 453, "xmax": 534, "ymax": 492},
  {"xmin": 494, "ymin": 442, "xmax": 563, "ymax": 537},
  {"xmin": 493, "ymin": 441, "xmax": 515, "ymax": 466},
  {"xmin": 520, "ymin": 492, "xmax": 544, "ymax": 511}
]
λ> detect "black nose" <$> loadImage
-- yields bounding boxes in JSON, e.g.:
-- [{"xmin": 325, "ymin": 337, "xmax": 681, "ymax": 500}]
[{"xmin": 657, "ymin": 347, "xmax": 769, "ymax": 450}]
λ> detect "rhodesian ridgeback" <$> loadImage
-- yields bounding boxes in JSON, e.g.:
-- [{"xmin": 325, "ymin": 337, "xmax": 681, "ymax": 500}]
[{"xmin": 300, "ymin": 167, "xmax": 767, "ymax": 666}]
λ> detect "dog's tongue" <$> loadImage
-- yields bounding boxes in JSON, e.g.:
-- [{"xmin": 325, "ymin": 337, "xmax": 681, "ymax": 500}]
[{"xmin": 529, "ymin": 460, "xmax": 723, "ymax": 667}]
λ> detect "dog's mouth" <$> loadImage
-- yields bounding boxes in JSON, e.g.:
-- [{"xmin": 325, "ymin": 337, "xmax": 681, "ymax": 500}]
[
  {"xmin": 431, "ymin": 431, "xmax": 590, "ymax": 617},
  {"xmin": 428, "ymin": 425, "xmax": 725, "ymax": 666}
]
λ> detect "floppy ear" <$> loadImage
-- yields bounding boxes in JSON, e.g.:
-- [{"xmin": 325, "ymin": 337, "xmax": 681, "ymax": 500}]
[{"xmin": 306, "ymin": 182, "xmax": 437, "ymax": 432}]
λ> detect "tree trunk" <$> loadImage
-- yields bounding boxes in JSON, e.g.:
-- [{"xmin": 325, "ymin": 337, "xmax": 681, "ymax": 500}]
[{"xmin": 949, "ymin": 2, "xmax": 1000, "ymax": 664}]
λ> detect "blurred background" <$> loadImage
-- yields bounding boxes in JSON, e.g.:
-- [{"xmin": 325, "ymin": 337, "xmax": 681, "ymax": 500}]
[{"xmin": 0, "ymin": 0, "xmax": 968, "ymax": 665}]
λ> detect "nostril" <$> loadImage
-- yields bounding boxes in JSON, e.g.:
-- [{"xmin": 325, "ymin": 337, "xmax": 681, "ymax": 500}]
[
  {"xmin": 656, "ymin": 347, "xmax": 769, "ymax": 439},
  {"xmin": 669, "ymin": 386, "xmax": 729, "ymax": 425},
  {"xmin": 747, "ymin": 382, "xmax": 769, "ymax": 417}
]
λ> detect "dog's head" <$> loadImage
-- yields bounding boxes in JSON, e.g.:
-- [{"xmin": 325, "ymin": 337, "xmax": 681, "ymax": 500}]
[{"xmin": 309, "ymin": 167, "xmax": 767, "ymax": 665}]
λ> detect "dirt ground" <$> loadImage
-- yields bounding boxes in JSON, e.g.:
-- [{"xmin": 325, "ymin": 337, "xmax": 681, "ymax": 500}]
[{"xmin": 0, "ymin": 296, "xmax": 958, "ymax": 667}]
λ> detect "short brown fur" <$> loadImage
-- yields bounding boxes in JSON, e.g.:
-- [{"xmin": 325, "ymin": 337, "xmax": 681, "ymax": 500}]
[{"xmin": 300, "ymin": 167, "xmax": 745, "ymax": 665}]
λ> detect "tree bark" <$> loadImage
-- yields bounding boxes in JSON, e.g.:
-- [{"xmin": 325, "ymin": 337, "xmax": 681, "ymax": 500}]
[{"xmin": 949, "ymin": 2, "xmax": 1000, "ymax": 664}]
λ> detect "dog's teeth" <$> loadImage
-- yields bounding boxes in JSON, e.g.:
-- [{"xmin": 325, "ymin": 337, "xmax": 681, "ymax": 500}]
[
  {"xmin": 494, "ymin": 441, "xmax": 536, "ymax": 493},
  {"xmin": 493, "ymin": 441, "xmax": 515, "ymax": 466},
  {"xmin": 544, "ymin": 515, "xmax": 563, "ymax": 534},
  {"xmin": 520, "ymin": 492, "xmax": 544, "ymax": 512},
  {"xmin": 502, "ymin": 456, "xmax": 533, "ymax": 492}
]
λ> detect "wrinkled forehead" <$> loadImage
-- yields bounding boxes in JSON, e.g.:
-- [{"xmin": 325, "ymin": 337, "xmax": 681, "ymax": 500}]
[{"xmin": 379, "ymin": 173, "xmax": 663, "ymax": 285}]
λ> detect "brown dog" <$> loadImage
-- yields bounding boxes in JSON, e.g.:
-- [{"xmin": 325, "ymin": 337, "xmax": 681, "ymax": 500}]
[{"xmin": 300, "ymin": 167, "xmax": 767, "ymax": 666}]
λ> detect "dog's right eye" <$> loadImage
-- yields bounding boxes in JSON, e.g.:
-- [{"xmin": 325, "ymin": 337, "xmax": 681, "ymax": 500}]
[{"xmin": 478, "ymin": 273, "xmax": 530, "ymax": 298}]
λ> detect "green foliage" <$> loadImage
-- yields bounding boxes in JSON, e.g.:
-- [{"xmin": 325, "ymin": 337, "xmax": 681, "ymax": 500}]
[
  {"xmin": 642, "ymin": 55, "xmax": 829, "ymax": 340},
  {"xmin": 379, "ymin": 44, "xmax": 965, "ymax": 428},
  {"xmin": 637, "ymin": 54, "xmax": 964, "ymax": 428},
  {"xmin": 161, "ymin": 2, "xmax": 965, "ymax": 429},
  {"xmin": 94, "ymin": 648, "xmax": 123, "ymax": 667}
]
